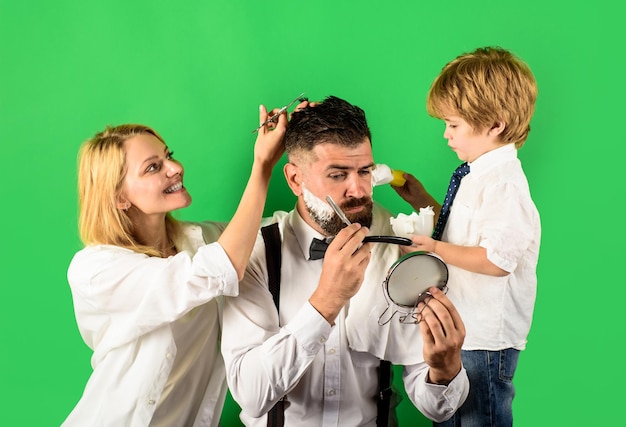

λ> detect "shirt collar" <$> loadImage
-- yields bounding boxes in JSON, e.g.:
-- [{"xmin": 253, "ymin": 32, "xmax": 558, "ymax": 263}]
[
  {"xmin": 289, "ymin": 207, "xmax": 328, "ymax": 260},
  {"xmin": 469, "ymin": 143, "xmax": 517, "ymax": 177}
]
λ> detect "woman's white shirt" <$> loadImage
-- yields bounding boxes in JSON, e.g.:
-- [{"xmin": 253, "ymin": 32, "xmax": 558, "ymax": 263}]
[{"xmin": 63, "ymin": 222, "xmax": 238, "ymax": 427}]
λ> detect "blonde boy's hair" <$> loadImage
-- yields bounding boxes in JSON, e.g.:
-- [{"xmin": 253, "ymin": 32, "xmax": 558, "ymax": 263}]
[
  {"xmin": 77, "ymin": 124, "xmax": 180, "ymax": 257},
  {"xmin": 426, "ymin": 46, "xmax": 538, "ymax": 148}
]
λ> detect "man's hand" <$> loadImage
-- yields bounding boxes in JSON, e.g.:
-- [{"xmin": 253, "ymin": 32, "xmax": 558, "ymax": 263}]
[
  {"xmin": 309, "ymin": 223, "xmax": 372, "ymax": 324},
  {"xmin": 417, "ymin": 287, "xmax": 465, "ymax": 385}
]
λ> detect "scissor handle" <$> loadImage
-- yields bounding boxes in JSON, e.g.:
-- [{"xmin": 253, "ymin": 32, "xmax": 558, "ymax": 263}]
[{"xmin": 252, "ymin": 92, "xmax": 307, "ymax": 133}]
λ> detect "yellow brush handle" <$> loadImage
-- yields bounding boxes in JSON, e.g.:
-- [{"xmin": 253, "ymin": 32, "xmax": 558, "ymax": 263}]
[{"xmin": 390, "ymin": 169, "xmax": 406, "ymax": 187}]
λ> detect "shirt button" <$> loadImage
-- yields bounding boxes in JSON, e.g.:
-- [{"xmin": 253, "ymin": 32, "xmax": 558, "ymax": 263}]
[
  {"xmin": 319, "ymin": 336, "xmax": 327, "ymax": 344},
  {"xmin": 166, "ymin": 353, "xmax": 173, "ymax": 360},
  {"xmin": 328, "ymin": 348, "xmax": 336, "ymax": 355},
  {"xmin": 148, "ymin": 399, "xmax": 156, "ymax": 405},
  {"xmin": 327, "ymin": 388, "xmax": 336, "ymax": 396}
]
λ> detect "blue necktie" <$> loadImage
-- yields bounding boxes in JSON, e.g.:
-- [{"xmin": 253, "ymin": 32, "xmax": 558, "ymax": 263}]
[{"xmin": 432, "ymin": 162, "xmax": 470, "ymax": 240}]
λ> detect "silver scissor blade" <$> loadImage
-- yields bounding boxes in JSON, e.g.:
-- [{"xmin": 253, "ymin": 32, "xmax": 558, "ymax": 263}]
[{"xmin": 252, "ymin": 92, "xmax": 306, "ymax": 133}]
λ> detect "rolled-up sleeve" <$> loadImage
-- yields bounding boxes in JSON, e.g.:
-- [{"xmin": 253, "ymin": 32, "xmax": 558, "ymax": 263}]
[
  {"xmin": 191, "ymin": 242, "xmax": 239, "ymax": 297},
  {"xmin": 68, "ymin": 240, "xmax": 238, "ymax": 354}
]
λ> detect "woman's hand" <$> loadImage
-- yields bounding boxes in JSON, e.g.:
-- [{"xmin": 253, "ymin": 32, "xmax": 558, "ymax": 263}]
[{"xmin": 253, "ymin": 105, "xmax": 287, "ymax": 169}]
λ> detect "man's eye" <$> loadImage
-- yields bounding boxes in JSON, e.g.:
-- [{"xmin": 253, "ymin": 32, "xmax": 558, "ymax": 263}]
[
  {"xmin": 329, "ymin": 173, "xmax": 346, "ymax": 180},
  {"xmin": 358, "ymin": 170, "xmax": 371, "ymax": 176}
]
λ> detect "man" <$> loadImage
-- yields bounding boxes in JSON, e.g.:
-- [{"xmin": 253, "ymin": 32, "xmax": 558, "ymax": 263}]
[{"xmin": 221, "ymin": 96, "xmax": 469, "ymax": 426}]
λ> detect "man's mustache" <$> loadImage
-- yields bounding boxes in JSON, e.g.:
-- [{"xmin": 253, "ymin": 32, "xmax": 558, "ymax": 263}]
[{"xmin": 340, "ymin": 197, "xmax": 372, "ymax": 210}]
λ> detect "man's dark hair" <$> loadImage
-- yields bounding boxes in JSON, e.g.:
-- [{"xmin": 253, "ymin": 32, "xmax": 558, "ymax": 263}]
[{"xmin": 284, "ymin": 96, "xmax": 372, "ymax": 159}]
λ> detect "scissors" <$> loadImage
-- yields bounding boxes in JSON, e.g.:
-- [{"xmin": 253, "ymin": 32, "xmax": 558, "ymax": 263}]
[{"xmin": 252, "ymin": 92, "xmax": 307, "ymax": 133}]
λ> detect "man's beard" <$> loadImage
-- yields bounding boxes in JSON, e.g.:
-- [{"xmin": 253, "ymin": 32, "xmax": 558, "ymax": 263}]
[{"xmin": 302, "ymin": 184, "xmax": 373, "ymax": 235}]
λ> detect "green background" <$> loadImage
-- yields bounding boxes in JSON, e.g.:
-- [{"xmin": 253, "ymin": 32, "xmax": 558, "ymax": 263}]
[{"xmin": 1, "ymin": 1, "xmax": 622, "ymax": 425}]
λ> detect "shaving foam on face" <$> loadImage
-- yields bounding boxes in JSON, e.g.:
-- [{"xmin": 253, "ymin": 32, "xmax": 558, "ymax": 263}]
[{"xmin": 302, "ymin": 183, "xmax": 335, "ymax": 222}]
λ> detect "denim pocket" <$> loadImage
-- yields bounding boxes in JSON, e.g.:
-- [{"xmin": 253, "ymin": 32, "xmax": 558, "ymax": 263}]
[{"xmin": 498, "ymin": 348, "xmax": 520, "ymax": 382}]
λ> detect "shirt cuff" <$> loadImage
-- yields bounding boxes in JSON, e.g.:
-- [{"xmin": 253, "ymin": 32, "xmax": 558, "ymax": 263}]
[
  {"xmin": 284, "ymin": 301, "xmax": 333, "ymax": 356},
  {"xmin": 425, "ymin": 366, "xmax": 470, "ymax": 405},
  {"xmin": 192, "ymin": 242, "xmax": 239, "ymax": 297}
]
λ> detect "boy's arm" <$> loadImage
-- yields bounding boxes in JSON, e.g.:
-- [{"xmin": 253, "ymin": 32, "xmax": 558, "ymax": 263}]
[
  {"xmin": 432, "ymin": 241, "xmax": 509, "ymax": 276},
  {"xmin": 392, "ymin": 172, "xmax": 442, "ymax": 219},
  {"xmin": 408, "ymin": 236, "xmax": 509, "ymax": 277}
]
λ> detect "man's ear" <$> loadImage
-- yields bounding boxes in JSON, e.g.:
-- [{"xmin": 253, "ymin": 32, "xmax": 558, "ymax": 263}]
[
  {"xmin": 489, "ymin": 121, "xmax": 506, "ymax": 136},
  {"xmin": 284, "ymin": 162, "xmax": 303, "ymax": 196}
]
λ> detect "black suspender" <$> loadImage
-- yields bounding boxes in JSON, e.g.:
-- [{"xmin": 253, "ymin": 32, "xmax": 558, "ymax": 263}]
[
  {"xmin": 260, "ymin": 223, "xmax": 392, "ymax": 427},
  {"xmin": 377, "ymin": 360, "xmax": 393, "ymax": 427},
  {"xmin": 261, "ymin": 224, "xmax": 285, "ymax": 427},
  {"xmin": 262, "ymin": 223, "xmax": 282, "ymax": 312}
]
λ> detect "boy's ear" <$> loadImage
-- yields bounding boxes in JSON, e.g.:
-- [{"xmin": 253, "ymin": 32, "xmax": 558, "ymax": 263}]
[{"xmin": 489, "ymin": 121, "xmax": 506, "ymax": 136}]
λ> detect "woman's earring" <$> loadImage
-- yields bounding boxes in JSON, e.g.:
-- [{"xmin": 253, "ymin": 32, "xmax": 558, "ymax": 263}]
[{"xmin": 123, "ymin": 203, "xmax": 130, "ymax": 212}]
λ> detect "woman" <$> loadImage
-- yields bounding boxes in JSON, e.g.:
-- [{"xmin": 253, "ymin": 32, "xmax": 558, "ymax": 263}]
[{"xmin": 63, "ymin": 104, "xmax": 293, "ymax": 426}]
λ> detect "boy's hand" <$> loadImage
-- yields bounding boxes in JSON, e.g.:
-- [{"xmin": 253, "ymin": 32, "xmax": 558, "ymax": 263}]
[
  {"xmin": 392, "ymin": 173, "xmax": 441, "ymax": 215},
  {"xmin": 409, "ymin": 234, "xmax": 437, "ymax": 253}
]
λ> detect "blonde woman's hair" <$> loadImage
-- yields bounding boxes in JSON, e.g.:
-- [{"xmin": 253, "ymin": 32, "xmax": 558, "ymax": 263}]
[
  {"xmin": 426, "ymin": 46, "xmax": 538, "ymax": 148},
  {"xmin": 77, "ymin": 124, "xmax": 180, "ymax": 257}
]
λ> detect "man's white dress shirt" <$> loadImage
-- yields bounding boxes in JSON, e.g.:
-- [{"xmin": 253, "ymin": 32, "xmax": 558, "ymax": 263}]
[{"xmin": 221, "ymin": 204, "xmax": 469, "ymax": 426}]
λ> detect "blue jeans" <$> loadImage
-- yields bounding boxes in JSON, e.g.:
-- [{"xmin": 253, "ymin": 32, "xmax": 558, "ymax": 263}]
[{"xmin": 434, "ymin": 349, "xmax": 520, "ymax": 427}]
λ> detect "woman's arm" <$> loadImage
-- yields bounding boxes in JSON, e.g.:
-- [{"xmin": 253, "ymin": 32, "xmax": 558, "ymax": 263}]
[{"xmin": 218, "ymin": 103, "xmax": 305, "ymax": 279}]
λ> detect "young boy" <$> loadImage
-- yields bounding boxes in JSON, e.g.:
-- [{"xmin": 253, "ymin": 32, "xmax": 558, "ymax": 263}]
[{"xmin": 395, "ymin": 46, "xmax": 541, "ymax": 427}]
